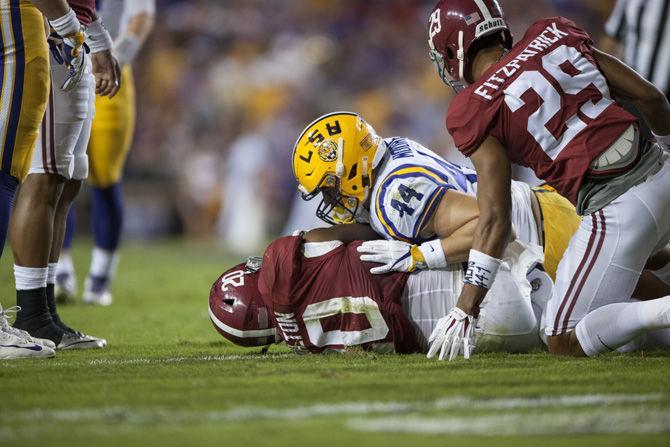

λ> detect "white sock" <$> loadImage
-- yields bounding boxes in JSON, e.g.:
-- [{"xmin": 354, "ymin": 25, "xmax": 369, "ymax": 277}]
[
  {"xmin": 14, "ymin": 265, "xmax": 48, "ymax": 290},
  {"xmin": 575, "ymin": 297, "xmax": 670, "ymax": 356},
  {"xmin": 89, "ymin": 246, "xmax": 120, "ymax": 280},
  {"xmin": 47, "ymin": 263, "xmax": 58, "ymax": 285},
  {"xmin": 651, "ymin": 262, "xmax": 670, "ymax": 286},
  {"xmin": 56, "ymin": 251, "xmax": 75, "ymax": 276}
]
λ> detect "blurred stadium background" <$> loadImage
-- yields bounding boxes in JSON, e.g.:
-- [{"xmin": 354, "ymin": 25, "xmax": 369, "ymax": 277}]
[{"xmin": 94, "ymin": 0, "xmax": 618, "ymax": 255}]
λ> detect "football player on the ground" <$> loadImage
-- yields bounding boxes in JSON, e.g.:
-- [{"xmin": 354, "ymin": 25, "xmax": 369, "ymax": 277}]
[
  {"xmin": 209, "ymin": 230, "xmax": 550, "ymax": 357},
  {"xmin": 10, "ymin": 0, "xmax": 120, "ymax": 350},
  {"xmin": 427, "ymin": 0, "xmax": 670, "ymax": 358},
  {"xmin": 56, "ymin": 0, "xmax": 156, "ymax": 306}
]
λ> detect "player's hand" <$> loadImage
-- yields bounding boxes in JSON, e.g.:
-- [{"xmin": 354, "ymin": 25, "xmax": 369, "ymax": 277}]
[
  {"xmin": 91, "ymin": 49, "xmax": 121, "ymax": 98},
  {"xmin": 48, "ymin": 31, "xmax": 89, "ymax": 91},
  {"xmin": 357, "ymin": 240, "xmax": 426, "ymax": 274},
  {"xmin": 427, "ymin": 307, "xmax": 476, "ymax": 361}
]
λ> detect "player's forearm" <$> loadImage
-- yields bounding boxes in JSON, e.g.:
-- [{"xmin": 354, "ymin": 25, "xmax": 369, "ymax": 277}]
[
  {"xmin": 471, "ymin": 208, "xmax": 511, "ymax": 261},
  {"xmin": 112, "ymin": 13, "xmax": 154, "ymax": 66},
  {"xmin": 439, "ymin": 218, "xmax": 477, "ymax": 263},
  {"xmin": 125, "ymin": 12, "xmax": 155, "ymax": 44},
  {"xmin": 29, "ymin": 0, "xmax": 72, "ymax": 20}
]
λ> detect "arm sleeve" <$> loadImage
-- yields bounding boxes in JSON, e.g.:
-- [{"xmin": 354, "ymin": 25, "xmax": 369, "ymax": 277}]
[
  {"xmin": 604, "ymin": 0, "xmax": 626, "ymax": 40},
  {"xmin": 373, "ymin": 168, "xmax": 453, "ymax": 244}
]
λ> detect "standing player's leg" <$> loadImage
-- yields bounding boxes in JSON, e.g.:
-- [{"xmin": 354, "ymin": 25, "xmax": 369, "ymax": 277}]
[
  {"xmin": 47, "ymin": 78, "xmax": 92, "ymax": 324},
  {"xmin": 546, "ymin": 154, "xmax": 670, "ymax": 356},
  {"xmin": 0, "ymin": 2, "xmax": 49, "ymax": 258},
  {"xmin": 13, "ymin": 53, "xmax": 104, "ymax": 348},
  {"xmin": 83, "ymin": 66, "xmax": 135, "ymax": 305}
]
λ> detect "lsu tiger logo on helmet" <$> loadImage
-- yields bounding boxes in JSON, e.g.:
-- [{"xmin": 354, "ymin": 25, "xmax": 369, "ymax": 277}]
[{"xmin": 292, "ymin": 112, "xmax": 382, "ymax": 225}]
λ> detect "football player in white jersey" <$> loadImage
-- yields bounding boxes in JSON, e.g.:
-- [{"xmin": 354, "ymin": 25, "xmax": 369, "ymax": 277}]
[{"xmin": 292, "ymin": 112, "xmax": 670, "ymax": 358}]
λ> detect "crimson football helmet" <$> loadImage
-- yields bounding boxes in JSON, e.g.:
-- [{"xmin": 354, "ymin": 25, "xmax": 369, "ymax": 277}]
[
  {"xmin": 208, "ymin": 258, "xmax": 279, "ymax": 347},
  {"xmin": 428, "ymin": 0, "xmax": 512, "ymax": 88}
]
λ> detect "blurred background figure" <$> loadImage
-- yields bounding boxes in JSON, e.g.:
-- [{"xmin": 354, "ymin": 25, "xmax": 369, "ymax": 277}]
[
  {"xmin": 59, "ymin": 0, "xmax": 643, "ymax": 276},
  {"xmin": 56, "ymin": 0, "xmax": 156, "ymax": 305},
  {"xmin": 601, "ymin": 0, "xmax": 670, "ymax": 99}
]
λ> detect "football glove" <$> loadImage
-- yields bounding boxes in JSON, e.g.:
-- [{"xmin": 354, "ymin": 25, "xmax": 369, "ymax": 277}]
[
  {"xmin": 48, "ymin": 31, "xmax": 89, "ymax": 91},
  {"xmin": 427, "ymin": 307, "xmax": 476, "ymax": 361},
  {"xmin": 357, "ymin": 240, "xmax": 427, "ymax": 274}
]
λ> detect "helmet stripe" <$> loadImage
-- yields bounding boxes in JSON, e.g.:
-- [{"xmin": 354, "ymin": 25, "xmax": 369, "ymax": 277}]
[
  {"xmin": 473, "ymin": 0, "xmax": 493, "ymax": 20},
  {"xmin": 208, "ymin": 306, "xmax": 276, "ymax": 338}
]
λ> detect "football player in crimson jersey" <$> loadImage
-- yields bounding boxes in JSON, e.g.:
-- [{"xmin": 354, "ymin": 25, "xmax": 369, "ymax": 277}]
[
  {"xmin": 209, "ymin": 228, "xmax": 550, "ymax": 357},
  {"xmin": 427, "ymin": 0, "xmax": 670, "ymax": 358}
]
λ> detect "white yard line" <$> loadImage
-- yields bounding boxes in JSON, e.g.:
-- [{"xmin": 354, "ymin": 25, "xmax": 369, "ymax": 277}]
[
  {"xmin": 5, "ymin": 394, "xmax": 665, "ymax": 425},
  {"xmin": 87, "ymin": 353, "xmax": 292, "ymax": 366},
  {"xmin": 348, "ymin": 409, "xmax": 670, "ymax": 436}
]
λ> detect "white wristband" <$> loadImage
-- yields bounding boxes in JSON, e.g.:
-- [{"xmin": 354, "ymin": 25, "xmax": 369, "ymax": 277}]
[
  {"xmin": 113, "ymin": 34, "xmax": 141, "ymax": 66},
  {"xmin": 85, "ymin": 18, "xmax": 113, "ymax": 53},
  {"xmin": 418, "ymin": 239, "xmax": 447, "ymax": 269},
  {"xmin": 652, "ymin": 132, "xmax": 670, "ymax": 146},
  {"xmin": 464, "ymin": 249, "xmax": 502, "ymax": 289},
  {"xmin": 49, "ymin": 9, "xmax": 80, "ymax": 37}
]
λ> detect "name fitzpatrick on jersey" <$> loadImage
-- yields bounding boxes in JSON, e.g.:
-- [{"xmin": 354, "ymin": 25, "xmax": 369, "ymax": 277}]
[
  {"xmin": 274, "ymin": 312, "xmax": 305, "ymax": 347},
  {"xmin": 475, "ymin": 22, "xmax": 570, "ymax": 101}
]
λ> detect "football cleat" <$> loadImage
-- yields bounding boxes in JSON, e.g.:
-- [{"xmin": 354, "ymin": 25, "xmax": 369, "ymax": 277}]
[
  {"xmin": 55, "ymin": 271, "xmax": 77, "ymax": 304},
  {"xmin": 0, "ymin": 330, "xmax": 55, "ymax": 359},
  {"xmin": 0, "ymin": 305, "xmax": 56, "ymax": 349},
  {"xmin": 56, "ymin": 331, "xmax": 107, "ymax": 350},
  {"xmin": 82, "ymin": 276, "xmax": 112, "ymax": 306}
]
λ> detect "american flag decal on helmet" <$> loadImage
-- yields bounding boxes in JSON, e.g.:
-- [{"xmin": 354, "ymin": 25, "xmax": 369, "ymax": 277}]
[{"xmin": 464, "ymin": 12, "xmax": 481, "ymax": 25}]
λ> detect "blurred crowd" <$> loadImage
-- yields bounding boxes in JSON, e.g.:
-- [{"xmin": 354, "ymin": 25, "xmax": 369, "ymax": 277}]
[{"xmin": 118, "ymin": 0, "xmax": 617, "ymax": 253}]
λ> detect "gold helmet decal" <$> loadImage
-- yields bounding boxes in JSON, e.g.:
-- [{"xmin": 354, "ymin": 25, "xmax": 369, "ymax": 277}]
[{"xmin": 292, "ymin": 112, "xmax": 382, "ymax": 225}]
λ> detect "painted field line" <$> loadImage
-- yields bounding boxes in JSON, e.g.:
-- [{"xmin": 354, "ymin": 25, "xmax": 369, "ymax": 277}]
[
  {"xmin": 87, "ymin": 353, "xmax": 292, "ymax": 366},
  {"xmin": 6, "ymin": 394, "xmax": 665, "ymax": 425},
  {"xmin": 348, "ymin": 408, "xmax": 670, "ymax": 436}
]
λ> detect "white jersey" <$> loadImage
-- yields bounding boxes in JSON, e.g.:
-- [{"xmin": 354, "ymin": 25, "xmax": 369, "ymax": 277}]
[
  {"xmin": 368, "ymin": 137, "xmax": 540, "ymax": 246},
  {"xmin": 369, "ymin": 137, "xmax": 478, "ymax": 244}
]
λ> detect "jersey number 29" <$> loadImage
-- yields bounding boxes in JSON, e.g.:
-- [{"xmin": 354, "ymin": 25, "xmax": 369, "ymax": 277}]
[{"xmin": 504, "ymin": 44, "xmax": 614, "ymax": 160}]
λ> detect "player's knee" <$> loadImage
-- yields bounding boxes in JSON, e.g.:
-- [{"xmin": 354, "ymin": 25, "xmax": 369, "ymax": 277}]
[{"xmin": 547, "ymin": 332, "xmax": 585, "ymax": 356}]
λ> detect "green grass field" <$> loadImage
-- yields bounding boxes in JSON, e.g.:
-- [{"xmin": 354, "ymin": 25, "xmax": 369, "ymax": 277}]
[{"xmin": 1, "ymin": 240, "xmax": 669, "ymax": 447}]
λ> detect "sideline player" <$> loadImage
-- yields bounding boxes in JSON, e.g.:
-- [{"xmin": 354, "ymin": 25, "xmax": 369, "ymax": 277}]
[
  {"xmin": 209, "ymin": 230, "xmax": 548, "ymax": 356},
  {"xmin": 56, "ymin": 0, "xmax": 156, "ymax": 306},
  {"xmin": 11, "ymin": 0, "xmax": 120, "ymax": 349},
  {"xmin": 427, "ymin": 0, "xmax": 670, "ymax": 357}
]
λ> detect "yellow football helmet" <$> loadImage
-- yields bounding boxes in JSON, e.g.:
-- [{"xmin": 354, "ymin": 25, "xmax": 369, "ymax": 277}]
[{"xmin": 292, "ymin": 112, "xmax": 382, "ymax": 225}]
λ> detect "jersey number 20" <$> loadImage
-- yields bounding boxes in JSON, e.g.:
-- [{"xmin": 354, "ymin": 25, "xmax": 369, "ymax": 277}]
[{"xmin": 504, "ymin": 44, "xmax": 614, "ymax": 160}]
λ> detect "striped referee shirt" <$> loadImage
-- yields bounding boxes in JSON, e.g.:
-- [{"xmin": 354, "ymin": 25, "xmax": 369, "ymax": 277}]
[{"xmin": 605, "ymin": 0, "xmax": 670, "ymax": 95}]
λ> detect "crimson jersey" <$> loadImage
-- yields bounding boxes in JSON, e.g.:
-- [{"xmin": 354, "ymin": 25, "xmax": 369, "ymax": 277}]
[
  {"xmin": 257, "ymin": 236, "xmax": 420, "ymax": 354},
  {"xmin": 68, "ymin": 0, "xmax": 95, "ymax": 26},
  {"xmin": 447, "ymin": 17, "xmax": 637, "ymax": 204}
]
